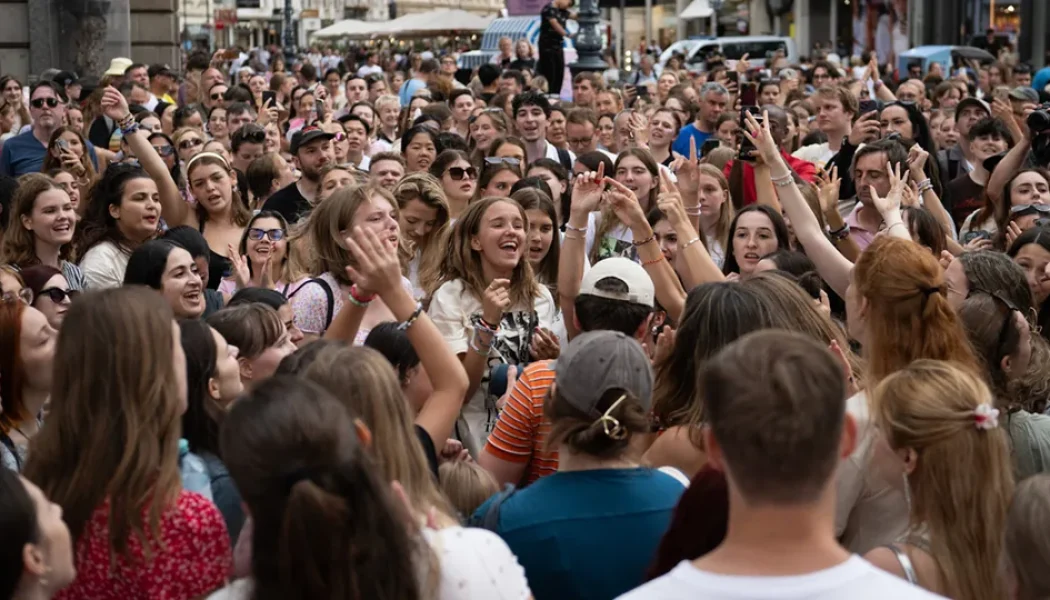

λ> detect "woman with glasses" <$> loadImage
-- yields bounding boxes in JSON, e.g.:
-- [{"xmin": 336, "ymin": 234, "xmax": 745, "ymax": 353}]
[
  {"xmin": 0, "ymin": 263, "xmax": 31, "ymax": 304},
  {"xmin": 0, "ymin": 298, "xmax": 56, "ymax": 472},
  {"xmin": 0, "ymin": 174, "xmax": 83, "ymax": 290},
  {"xmin": 487, "ymin": 136, "xmax": 527, "ymax": 169},
  {"xmin": 221, "ymin": 211, "xmax": 293, "ymax": 296},
  {"xmin": 429, "ymin": 150, "xmax": 476, "ymax": 220},
  {"xmin": 148, "ymin": 132, "xmax": 185, "ymax": 192},
  {"xmin": 21, "ymin": 264, "xmax": 76, "ymax": 330}
]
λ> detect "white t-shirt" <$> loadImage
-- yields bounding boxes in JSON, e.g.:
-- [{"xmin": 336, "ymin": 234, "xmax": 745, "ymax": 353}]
[
  {"xmin": 80, "ymin": 240, "xmax": 130, "ymax": 289},
  {"xmin": 428, "ymin": 278, "xmax": 556, "ymax": 450},
  {"xmin": 792, "ymin": 142, "xmax": 836, "ymax": 171},
  {"xmin": 616, "ymin": 556, "xmax": 946, "ymax": 599}
]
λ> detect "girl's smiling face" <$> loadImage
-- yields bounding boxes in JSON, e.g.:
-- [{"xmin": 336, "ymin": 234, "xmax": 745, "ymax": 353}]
[
  {"xmin": 246, "ymin": 216, "xmax": 287, "ymax": 270},
  {"xmin": 1013, "ymin": 243, "xmax": 1050, "ymax": 305},
  {"xmin": 472, "ymin": 201, "xmax": 527, "ymax": 274},
  {"xmin": 614, "ymin": 155, "xmax": 655, "ymax": 208},
  {"xmin": 525, "ymin": 208, "xmax": 554, "ymax": 265}
]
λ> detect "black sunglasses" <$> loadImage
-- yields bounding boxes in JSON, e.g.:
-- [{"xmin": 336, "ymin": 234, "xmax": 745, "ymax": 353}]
[
  {"xmin": 247, "ymin": 227, "xmax": 286, "ymax": 241},
  {"xmin": 31, "ymin": 97, "xmax": 59, "ymax": 109},
  {"xmin": 179, "ymin": 138, "xmax": 204, "ymax": 150},
  {"xmin": 447, "ymin": 166, "xmax": 477, "ymax": 181},
  {"xmin": 211, "ymin": 92, "xmax": 226, "ymax": 101},
  {"xmin": 240, "ymin": 128, "xmax": 267, "ymax": 144},
  {"xmin": 154, "ymin": 145, "xmax": 175, "ymax": 156},
  {"xmin": 38, "ymin": 287, "xmax": 79, "ymax": 304}
]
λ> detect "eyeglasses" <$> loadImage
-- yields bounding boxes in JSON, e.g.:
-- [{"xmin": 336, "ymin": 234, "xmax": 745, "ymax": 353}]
[
  {"xmin": 179, "ymin": 138, "xmax": 204, "ymax": 150},
  {"xmin": 154, "ymin": 145, "xmax": 175, "ymax": 156},
  {"xmin": 211, "ymin": 92, "xmax": 227, "ymax": 101},
  {"xmin": 31, "ymin": 97, "xmax": 59, "ymax": 109},
  {"xmin": 567, "ymin": 137, "xmax": 592, "ymax": 146},
  {"xmin": 38, "ymin": 287, "xmax": 79, "ymax": 304},
  {"xmin": 1, "ymin": 288, "xmax": 33, "ymax": 305},
  {"xmin": 333, "ymin": 132, "xmax": 346, "ymax": 142},
  {"xmin": 485, "ymin": 156, "xmax": 521, "ymax": 166},
  {"xmin": 247, "ymin": 227, "xmax": 286, "ymax": 241},
  {"xmin": 447, "ymin": 166, "xmax": 477, "ymax": 180}
]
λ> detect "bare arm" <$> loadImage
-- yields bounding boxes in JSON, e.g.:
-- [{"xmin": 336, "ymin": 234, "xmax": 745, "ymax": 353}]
[
  {"xmin": 987, "ymin": 137, "xmax": 1032, "ymax": 204},
  {"xmin": 752, "ymin": 162, "xmax": 783, "ymax": 213},
  {"xmin": 658, "ymin": 168, "xmax": 725, "ymax": 290},
  {"xmin": 557, "ymin": 165, "xmax": 605, "ymax": 342}
]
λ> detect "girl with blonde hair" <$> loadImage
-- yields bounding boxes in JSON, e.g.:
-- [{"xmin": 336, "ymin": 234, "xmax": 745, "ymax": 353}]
[
  {"xmin": 393, "ymin": 173, "xmax": 450, "ymax": 299},
  {"xmin": 865, "ymin": 361, "xmax": 1014, "ymax": 600}
]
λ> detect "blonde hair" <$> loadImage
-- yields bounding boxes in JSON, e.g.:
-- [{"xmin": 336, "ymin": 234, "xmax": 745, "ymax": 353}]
[
  {"xmin": 301, "ymin": 345, "xmax": 454, "ymax": 521},
  {"xmin": 1001, "ymin": 474, "xmax": 1050, "ymax": 600},
  {"xmin": 438, "ymin": 461, "xmax": 499, "ymax": 519},
  {"xmin": 872, "ymin": 360, "xmax": 1014, "ymax": 600},
  {"xmin": 300, "ymin": 184, "xmax": 400, "ymax": 285},
  {"xmin": 697, "ymin": 164, "xmax": 734, "ymax": 253},
  {"xmin": 393, "ymin": 173, "xmax": 450, "ymax": 278}
]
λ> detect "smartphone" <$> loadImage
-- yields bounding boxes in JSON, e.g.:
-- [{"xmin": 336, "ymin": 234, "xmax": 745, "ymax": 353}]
[
  {"xmin": 261, "ymin": 90, "xmax": 277, "ymax": 107},
  {"xmin": 725, "ymin": 71, "xmax": 739, "ymax": 85},
  {"xmin": 636, "ymin": 85, "xmax": 650, "ymax": 99},
  {"xmin": 700, "ymin": 138, "xmax": 721, "ymax": 157},
  {"xmin": 56, "ymin": 139, "xmax": 70, "ymax": 151},
  {"xmin": 739, "ymin": 83, "xmax": 757, "ymax": 108},
  {"xmin": 858, "ymin": 99, "xmax": 879, "ymax": 115},
  {"xmin": 738, "ymin": 106, "xmax": 762, "ymax": 162}
]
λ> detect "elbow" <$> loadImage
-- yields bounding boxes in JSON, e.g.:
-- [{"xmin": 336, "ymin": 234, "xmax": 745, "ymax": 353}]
[{"xmin": 448, "ymin": 361, "xmax": 470, "ymax": 397}]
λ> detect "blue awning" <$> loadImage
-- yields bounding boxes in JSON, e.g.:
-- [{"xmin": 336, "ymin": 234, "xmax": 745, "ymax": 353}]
[{"xmin": 480, "ymin": 16, "xmax": 540, "ymax": 51}]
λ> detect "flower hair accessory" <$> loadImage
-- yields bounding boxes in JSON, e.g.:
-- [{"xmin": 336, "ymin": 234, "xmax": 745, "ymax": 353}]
[{"xmin": 974, "ymin": 404, "xmax": 1000, "ymax": 431}]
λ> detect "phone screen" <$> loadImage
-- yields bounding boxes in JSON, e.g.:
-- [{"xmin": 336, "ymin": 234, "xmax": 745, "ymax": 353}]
[
  {"xmin": 858, "ymin": 99, "xmax": 878, "ymax": 115},
  {"xmin": 738, "ymin": 107, "xmax": 762, "ymax": 162},
  {"xmin": 725, "ymin": 71, "xmax": 739, "ymax": 85},
  {"xmin": 261, "ymin": 90, "xmax": 277, "ymax": 106},
  {"xmin": 739, "ymin": 83, "xmax": 757, "ymax": 108}
]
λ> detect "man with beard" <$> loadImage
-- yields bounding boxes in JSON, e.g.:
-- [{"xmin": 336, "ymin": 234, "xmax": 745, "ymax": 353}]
[
  {"xmin": 1, "ymin": 81, "xmax": 97, "ymax": 177},
  {"xmin": 261, "ymin": 127, "xmax": 335, "ymax": 224}
]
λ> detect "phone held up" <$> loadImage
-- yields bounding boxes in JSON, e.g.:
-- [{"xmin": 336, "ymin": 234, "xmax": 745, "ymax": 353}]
[
  {"xmin": 738, "ymin": 106, "xmax": 762, "ymax": 162},
  {"xmin": 858, "ymin": 99, "xmax": 879, "ymax": 115}
]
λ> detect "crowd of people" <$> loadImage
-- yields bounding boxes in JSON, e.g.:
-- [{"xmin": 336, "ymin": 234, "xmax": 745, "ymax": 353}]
[{"xmin": 1, "ymin": 23, "xmax": 1050, "ymax": 600}]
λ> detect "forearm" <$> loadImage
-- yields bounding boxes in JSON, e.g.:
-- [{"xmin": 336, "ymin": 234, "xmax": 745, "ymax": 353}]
[
  {"xmin": 669, "ymin": 215, "xmax": 724, "ymax": 289},
  {"xmin": 825, "ymin": 209, "xmax": 861, "ymax": 262},
  {"xmin": 753, "ymin": 165, "xmax": 783, "ymax": 213},
  {"xmin": 631, "ymin": 223, "xmax": 686, "ymax": 322},
  {"xmin": 322, "ymin": 298, "xmax": 367, "ymax": 341},
  {"xmin": 987, "ymin": 139, "xmax": 1031, "ymax": 203},
  {"xmin": 125, "ymin": 128, "xmax": 186, "ymax": 224},
  {"xmin": 557, "ymin": 211, "xmax": 589, "ymax": 341}
]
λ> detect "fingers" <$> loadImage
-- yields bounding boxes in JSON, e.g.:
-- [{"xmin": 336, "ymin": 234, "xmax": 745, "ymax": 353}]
[
  {"xmin": 689, "ymin": 135, "xmax": 697, "ymax": 162},
  {"xmin": 489, "ymin": 278, "xmax": 511, "ymax": 291},
  {"xmin": 602, "ymin": 176, "xmax": 634, "ymax": 197}
]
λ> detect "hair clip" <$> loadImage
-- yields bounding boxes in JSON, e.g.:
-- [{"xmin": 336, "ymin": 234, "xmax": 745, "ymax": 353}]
[
  {"xmin": 596, "ymin": 394, "xmax": 628, "ymax": 440},
  {"xmin": 974, "ymin": 403, "xmax": 1000, "ymax": 431}
]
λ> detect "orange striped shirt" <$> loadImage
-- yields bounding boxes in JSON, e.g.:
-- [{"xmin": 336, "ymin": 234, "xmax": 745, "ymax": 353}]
[{"xmin": 482, "ymin": 360, "xmax": 559, "ymax": 485}]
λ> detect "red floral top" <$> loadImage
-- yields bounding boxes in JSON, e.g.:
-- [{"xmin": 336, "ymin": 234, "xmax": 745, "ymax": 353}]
[{"xmin": 56, "ymin": 491, "xmax": 231, "ymax": 600}]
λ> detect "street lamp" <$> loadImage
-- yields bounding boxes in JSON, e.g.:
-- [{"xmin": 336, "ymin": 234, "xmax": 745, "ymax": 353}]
[
  {"xmin": 283, "ymin": 0, "xmax": 295, "ymax": 63},
  {"xmin": 709, "ymin": 0, "xmax": 723, "ymax": 36},
  {"xmin": 568, "ymin": 0, "xmax": 607, "ymax": 75}
]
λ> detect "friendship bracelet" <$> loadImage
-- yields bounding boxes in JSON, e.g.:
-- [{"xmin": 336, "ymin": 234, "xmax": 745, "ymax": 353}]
[
  {"xmin": 117, "ymin": 113, "xmax": 135, "ymax": 130},
  {"xmin": 632, "ymin": 234, "xmax": 656, "ymax": 247},
  {"xmin": 397, "ymin": 303, "xmax": 424, "ymax": 331},
  {"xmin": 564, "ymin": 223, "xmax": 587, "ymax": 233},
  {"xmin": 469, "ymin": 333, "xmax": 492, "ymax": 356},
  {"xmin": 478, "ymin": 316, "xmax": 500, "ymax": 331},
  {"xmin": 772, "ymin": 175, "xmax": 795, "ymax": 188},
  {"xmin": 642, "ymin": 255, "xmax": 665, "ymax": 266},
  {"xmin": 682, "ymin": 236, "xmax": 702, "ymax": 250},
  {"xmin": 563, "ymin": 231, "xmax": 586, "ymax": 241},
  {"xmin": 683, "ymin": 207, "xmax": 702, "ymax": 216},
  {"xmin": 120, "ymin": 122, "xmax": 141, "ymax": 137}
]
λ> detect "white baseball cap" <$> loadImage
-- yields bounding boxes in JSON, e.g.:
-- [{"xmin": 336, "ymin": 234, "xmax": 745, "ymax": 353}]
[{"xmin": 579, "ymin": 257, "xmax": 655, "ymax": 308}]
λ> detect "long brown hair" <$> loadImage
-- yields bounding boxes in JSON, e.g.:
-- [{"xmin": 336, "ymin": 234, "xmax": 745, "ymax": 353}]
[
  {"xmin": 0, "ymin": 174, "xmax": 71, "ymax": 266},
  {"xmin": 23, "ymin": 287, "xmax": 182, "ymax": 561},
  {"xmin": 697, "ymin": 164, "xmax": 734, "ymax": 252},
  {"xmin": 0, "ymin": 299, "xmax": 29, "ymax": 435},
  {"xmin": 425, "ymin": 197, "xmax": 540, "ymax": 307},
  {"xmin": 591, "ymin": 148, "xmax": 659, "ymax": 264},
  {"xmin": 511, "ymin": 187, "xmax": 560, "ymax": 294},
  {"xmin": 186, "ymin": 152, "xmax": 252, "ymax": 227},
  {"xmin": 854, "ymin": 236, "xmax": 979, "ymax": 386},
  {"xmin": 41, "ymin": 127, "xmax": 97, "ymax": 182},
  {"xmin": 873, "ymin": 361, "xmax": 1013, "ymax": 600}
]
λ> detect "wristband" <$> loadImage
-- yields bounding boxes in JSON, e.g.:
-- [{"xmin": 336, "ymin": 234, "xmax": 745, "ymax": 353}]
[
  {"xmin": 828, "ymin": 224, "xmax": 850, "ymax": 241},
  {"xmin": 642, "ymin": 255, "xmax": 665, "ymax": 266},
  {"xmin": 564, "ymin": 223, "xmax": 587, "ymax": 233},
  {"xmin": 683, "ymin": 207, "xmax": 702, "ymax": 216},
  {"xmin": 120, "ymin": 122, "xmax": 141, "ymax": 137},
  {"xmin": 117, "ymin": 113, "xmax": 134, "ymax": 130},
  {"xmin": 632, "ymin": 233, "xmax": 656, "ymax": 247},
  {"xmin": 347, "ymin": 284, "xmax": 376, "ymax": 307},
  {"xmin": 469, "ymin": 332, "xmax": 492, "ymax": 356},
  {"xmin": 563, "ymin": 231, "xmax": 586, "ymax": 241},
  {"xmin": 772, "ymin": 174, "xmax": 794, "ymax": 187},
  {"xmin": 682, "ymin": 236, "xmax": 702, "ymax": 250},
  {"xmin": 397, "ymin": 303, "xmax": 423, "ymax": 331}
]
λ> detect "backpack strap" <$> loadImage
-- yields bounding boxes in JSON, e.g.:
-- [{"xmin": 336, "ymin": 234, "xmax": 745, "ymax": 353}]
[
  {"xmin": 289, "ymin": 278, "xmax": 335, "ymax": 331},
  {"xmin": 469, "ymin": 483, "xmax": 518, "ymax": 531}
]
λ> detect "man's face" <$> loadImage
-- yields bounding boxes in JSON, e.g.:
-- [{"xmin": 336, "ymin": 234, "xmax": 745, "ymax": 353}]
[
  {"xmin": 854, "ymin": 151, "xmax": 890, "ymax": 206},
  {"xmin": 908, "ymin": 65, "xmax": 922, "ymax": 80},
  {"xmin": 343, "ymin": 119, "xmax": 368, "ymax": 155},
  {"xmin": 1015, "ymin": 71, "xmax": 1032, "ymax": 87},
  {"xmin": 574, "ymin": 79, "xmax": 595, "ymax": 106},
  {"xmin": 370, "ymin": 159, "xmax": 404, "ymax": 190},
  {"xmin": 896, "ymin": 81, "xmax": 923, "ymax": 103},
  {"xmin": 368, "ymin": 80, "xmax": 388, "ymax": 103},
  {"xmin": 233, "ymin": 142, "xmax": 264, "ymax": 172},
  {"xmin": 202, "ymin": 68, "xmax": 224, "ymax": 93},
  {"xmin": 346, "ymin": 78, "xmax": 367, "ymax": 103},
  {"xmin": 499, "ymin": 38, "xmax": 512, "ymax": 55},
  {"xmin": 129, "ymin": 86, "xmax": 150, "ymax": 107},
  {"xmin": 295, "ymin": 138, "xmax": 335, "ymax": 181},
  {"xmin": 441, "ymin": 57, "xmax": 457, "ymax": 76},
  {"xmin": 206, "ymin": 85, "xmax": 228, "ymax": 109},
  {"xmin": 30, "ymin": 86, "xmax": 64, "ymax": 130},
  {"xmin": 971, "ymin": 132, "xmax": 1008, "ymax": 161},
  {"xmin": 816, "ymin": 97, "xmax": 850, "ymax": 133},
  {"xmin": 227, "ymin": 110, "xmax": 253, "ymax": 134},
  {"xmin": 812, "ymin": 67, "xmax": 832, "ymax": 87},
  {"xmin": 597, "ymin": 92, "xmax": 619, "ymax": 115},
  {"xmin": 955, "ymin": 105, "xmax": 989, "ymax": 137},
  {"xmin": 699, "ymin": 92, "xmax": 728, "ymax": 128},
  {"xmin": 500, "ymin": 76, "xmax": 521, "ymax": 95},
  {"xmin": 515, "ymin": 104, "xmax": 547, "ymax": 143},
  {"xmin": 128, "ymin": 67, "xmax": 149, "ymax": 87},
  {"xmin": 566, "ymin": 121, "xmax": 597, "ymax": 155}
]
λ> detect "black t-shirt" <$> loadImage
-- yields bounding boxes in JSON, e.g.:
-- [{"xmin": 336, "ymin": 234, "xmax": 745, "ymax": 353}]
[
  {"xmin": 539, "ymin": 3, "xmax": 569, "ymax": 51},
  {"xmin": 414, "ymin": 425, "xmax": 440, "ymax": 479},
  {"xmin": 510, "ymin": 58, "xmax": 537, "ymax": 72},
  {"xmin": 261, "ymin": 181, "xmax": 310, "ymax": 225},
  {"xmin": 945, "ymin": 173, "xmax": 985, "ymax": 230}
]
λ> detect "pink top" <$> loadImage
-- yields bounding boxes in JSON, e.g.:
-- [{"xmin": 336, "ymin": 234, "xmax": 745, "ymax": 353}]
[{"xmin": 56, "ymin": 491, "xmax": 231, "ymax": 600}]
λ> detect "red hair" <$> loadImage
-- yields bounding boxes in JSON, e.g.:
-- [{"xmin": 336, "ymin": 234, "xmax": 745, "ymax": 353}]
[
  {"xmin": 854, "ymin": 236, "xmax": 979, "ymax": 385},
  {"xmin": 0, "ymin": 299, "xmax": 29, "ymax": 434}
]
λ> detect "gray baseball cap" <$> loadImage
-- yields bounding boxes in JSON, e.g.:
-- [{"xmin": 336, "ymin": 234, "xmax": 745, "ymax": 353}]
[
  {"xmin": 555, "ymin": 330, "xmax": 654, "ymax": 417},
  {"xmin": 1009, "ymin": 86, "xmax": 1040, "ymax": 103}
]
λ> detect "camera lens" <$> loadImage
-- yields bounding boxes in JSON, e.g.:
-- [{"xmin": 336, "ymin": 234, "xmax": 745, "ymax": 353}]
[{"xmin": 1028, "ymin": 109, "xmax": 1050, "ymax": 134}]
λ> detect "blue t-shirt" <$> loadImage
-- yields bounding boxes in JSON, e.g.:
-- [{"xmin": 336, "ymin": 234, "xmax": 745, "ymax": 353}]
[
  {"xmin": 399, "ymin": 78, "xmax": 429, "ymax": 107},
  {"xmin": 0, "ymin": 130, "xmax": 99, "ymax": 178},
  {"xmin": 672, "ymin": 123, "xmax": 712, "ymax": 158},
  {"xmin": 1033, "ymin": 67, "xmax": 1050, "ymax": 99},
  {"xmin": 473, "ymin": 467, "xmax": 685, "ymax": 600}
]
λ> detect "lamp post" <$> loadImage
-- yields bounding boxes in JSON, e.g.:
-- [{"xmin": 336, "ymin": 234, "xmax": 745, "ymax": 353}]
[
  {"xmin": 568, "ymin": 0, "xmax": 606, "ymax": 75},
  {"xmin": 283, "ymin": 0, "xmax": 295, "ymax": 63},
  {"xmin": 710, "ymin": 0, "xmax": 723, "ymax": 36}
]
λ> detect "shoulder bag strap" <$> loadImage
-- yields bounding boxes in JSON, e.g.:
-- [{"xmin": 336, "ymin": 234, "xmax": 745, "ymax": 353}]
[{"xmin": 886, "ymin": 544, "xmax": 919, "ymax": 585}]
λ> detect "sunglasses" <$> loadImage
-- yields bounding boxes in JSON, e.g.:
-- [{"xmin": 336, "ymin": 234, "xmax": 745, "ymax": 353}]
[
  {"xmin": 211, "ymin": 92, "xmax": 227, "ymax": 101},
  {"xmin": 447, "ymin": 166, "xmax": 478, "ymax": 180},
  {"xmin": 31, "ymin": 97, "xmax": 59, "ymax": 109},
  {"xmin": 179, "ymin": 138, "xmax": 204, "ymax": 149},
  {"xmin": 1, "ymin": 288, "xmax": 33, "ymax": 305},
  {"xmin": 247, "ymin": 227, "xmax": 286, "ymax": 241},
  {"xmin": 154, "ymin": 145, "xmax": 175, "ymax": 156},
  {"xmin": 241, "ymin": 128, "xmax": 267, "ymax": 144},
  {"xmin": 333, "ymin": 132, "xmax": 346, "ymax": 142},
  {"xmin": 39, "ymin": 287, "xmax": 79, "ymax": 304},
  {"xmin": 485, "ymin": 156, "xmax": 521, "ymax": 166}
]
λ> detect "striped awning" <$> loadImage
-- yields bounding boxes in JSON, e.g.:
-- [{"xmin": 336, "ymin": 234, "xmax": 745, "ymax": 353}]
[{"xmin": 480, "ymin": 16, "xmax": 541, "ymax": 50}]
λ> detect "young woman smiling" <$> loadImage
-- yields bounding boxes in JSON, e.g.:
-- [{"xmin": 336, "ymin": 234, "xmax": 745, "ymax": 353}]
[
  {"xmin": 475, "ymin": 161, "xmax": 521, "ymax": 199},
  {"xmin": 123, "ymin": 240, "xmax": 206, "ymax": 320},
  {"xmin": 587, "ymin": 149, "xmax": 660, "ymax": 264},
  {"xmin": 42, "ymin": 127, "xmax": 97, "ymax": 194},
  {"xmin": 721, "ymin": 205, "xmax": 790, "ymax": 278},
  {"xmin": 221, "ymin": 211, "xmax": 293, "ymax": 296},
  {"xmin": 468, "ymin": 109, "xmax": 508, "ymax": 159},
  {"xmin": 1, "ymin": 174, "xmax": 83, "ymax": 290},
  {"xmin": 394, "ymin": 173, "xmax": 450, "ymax": 299},
  {"xmin": 400, "ymin": 125, "xmax": 438, "ymax": 173},
  {"xmin": 429, "ymin": 149, "xmax": 477, "ymax": 219},
  {"xmin": 427, "ymin": 197, "xmax": 558, "ymax": 454},
  {"xmin": 647, "ymin": 108, "xmax": 681, "ymax": 167}
]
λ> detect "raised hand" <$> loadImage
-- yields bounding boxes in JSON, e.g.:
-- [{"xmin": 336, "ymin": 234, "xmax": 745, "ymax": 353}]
[
  {"xmin": 671, "ymin": 135, "xmax": 701, "ymax": 198},
  {"xmin": 602, "ymin": 176, "xmax": 647, "ymax": 229},
  {"xmin": 343, "ymin": 226, "xmax": 402, "ymax": 296},
  {"xmin": 1005, "ymin": 221, "xmax": 1023, "ymax": 249},
  {"xmin": 629, "ymin": 111, "xmax": 649, "ymax": 147},
  {"xmin": 907, "ymin": 144, "xmax": 929, "ymax": 183},
  {"xmin": 816, "ymin": 165, "xmax": 842, "ymax": 215},
  {"xmin": 100, "ymin": 86, "xmax": 130, "ymax": 122},
  {"xmin": 735, "ymin": 53, "xmax": 751, "ymax": 74},
  {"xmin": 570, "ymin": 161, "xmax": 605, "ymax": 216},
  {"xmin": 848, "ymin": 111, "xmax": 881, "ymax": 145},
  {"xmin": 870, "ymin": 161, "xmax": 905, "ymax": 218},
  {"xmin": 741, "ymin": 110, "xmax": 781, "ymax": 167},
  {"xmin": 226, "ymin": 244, "xmax": 252, "ymax": 289},
  {"xmin": 257, "ymin": 97, "xmax": 279, "ymax": 126},
  {"xmin": 656, "ymin": 168, "xmax": 689, "ymax": 225},
  {"xmin": 481, "ymin": 278, "xmax": 512, "ymax": 325}
]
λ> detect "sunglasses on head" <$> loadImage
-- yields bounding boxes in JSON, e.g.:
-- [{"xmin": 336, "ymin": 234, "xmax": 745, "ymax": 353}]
[
  {"xmin": 447, "ymin": 166, "xmax": 478, "ymax": 180},
  {"xmin": 179, "ymin": 138, "xmax": 204, "ymax": 149},
  {"xmin": 247, "ymin": 227, "xmax": 286, "ymax": 241},
  {"xmin": 39, "ymin": 287, "xmax": 79, "ymax": 304},
  {"xmin": 242, "ymin": 128, "xmax": 267, "ymax": 144},
  {"xmin": 31, "ymin": 97, "xmax": 59, "ymax": 109},
  {"xmin": 485, "ymin": 156, "xmax": 520, "ymax": 166}
]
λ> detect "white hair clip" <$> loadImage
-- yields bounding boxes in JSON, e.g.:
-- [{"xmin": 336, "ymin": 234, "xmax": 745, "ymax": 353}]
[{"xmin": 974, "ymin": 404, "xmax": 1000, "ymax": 431}]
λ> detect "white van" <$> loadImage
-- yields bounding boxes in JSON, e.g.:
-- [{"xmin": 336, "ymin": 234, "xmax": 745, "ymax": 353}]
[{"xmin": 671, "ymin": 36, "xmax": 798, "ymax": 71}]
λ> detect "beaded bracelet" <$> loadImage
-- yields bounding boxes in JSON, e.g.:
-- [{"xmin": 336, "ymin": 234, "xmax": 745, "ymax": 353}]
[
  {"xmin": 120, "ymin": 121, "xmax": 141, "ymax": 137},
  {"xmin": 563, "ymin": 231, "xmax": 586, "ymax": 241},
  {"xmin": 477, "ymin": 316, "xmax": 500, "ymax": 332},
  {"xmin": 642, "ymin": 255, "xmax": 665, "ymax": 266},
  {"xmin": 117, "ymin": 113, "xmax": 135, "ymax": 130},
  {"xmin": 469, "ymin": 333, "xmax": 492, "ymax": 356},
  {"xmin": 632, "ymin": 234, "xmax": 656, "ymax": 247},
  {"xmin": 772, "ymin": 174, "xmax": 794, "ymax": 188},
  {"xmin": 397, "ymin": 303, "xmax": 424, "ymax": 331}
]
